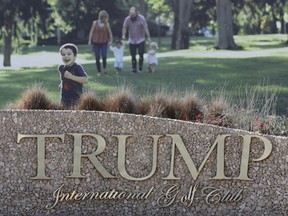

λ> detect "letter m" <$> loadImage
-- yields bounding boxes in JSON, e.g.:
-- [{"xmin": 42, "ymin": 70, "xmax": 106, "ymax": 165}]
[{"xmin": 163, "ymin": 134, "xmax": 231, "ymax": 181}]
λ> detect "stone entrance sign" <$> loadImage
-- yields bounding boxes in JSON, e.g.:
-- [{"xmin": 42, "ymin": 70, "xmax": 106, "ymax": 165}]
[{"xmin": 0, "ymin": 110, "xmax": 287, "ymax": 215}]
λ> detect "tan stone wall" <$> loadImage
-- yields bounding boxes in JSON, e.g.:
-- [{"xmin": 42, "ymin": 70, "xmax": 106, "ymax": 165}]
[{"xmin": 0, "ymin": 110, "xmax": 287, "ymax": 215}]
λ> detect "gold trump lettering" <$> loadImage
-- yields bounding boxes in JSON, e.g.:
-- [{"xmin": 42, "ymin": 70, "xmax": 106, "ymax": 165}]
[
  {"xmin": 180, "ymin": 183, "xmax": 198, "ymax": 207},
  {"xmin": 201, "ymin": 186, "xmax": 243, "ymax": 206},
  {"xmin": 157, "ymin": 184, "xmax": 199, "ymax": 208},
  {"xmin": 17, "ymin": 133, "xmax": 272, "ymax": 181},
  {"xmin": 157, "ymin": 184, "xmax": 181, "ymax": 207},
  {"xmin": 157, "ymin": 184, "xmax": 242, "ymax": 208},
  {"xmin": 46, "ymin": 184, "xmax": 154, "ymax": 209}
]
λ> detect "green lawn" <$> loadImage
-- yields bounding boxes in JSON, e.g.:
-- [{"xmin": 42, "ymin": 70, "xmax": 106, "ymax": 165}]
[{"xmin": 1, "ymin": 34, "xmax": 288, "ymax": 115}]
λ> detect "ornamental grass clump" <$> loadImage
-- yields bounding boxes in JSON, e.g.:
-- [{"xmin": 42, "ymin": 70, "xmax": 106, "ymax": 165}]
[
  {"xmin": 166, "ymin": 95, "xmax": 181, "ymax": 120},
  {"xmin": 9, "ymin": 84, "xmax": 53, "ymax": 110},
  {"xmin": 6, "ymin": 83, "xmax": 288, "ymax": 136},
  {"xmin": 179, "ymin": 92, "xmax": 202, "ymax": 121},
  {"xmin": 76, "ymin": 91, "xmax": 103, "ymax": 111},
  {"xmin": 155, "ymin": 90, "xmax": 192, "ymax": 119},
  {"xmin": 144, "ymin": 91, "xmax": 170, "ymax": 118},
  {"xmin": 48, "ymin": 101, "xmax": 64, "ymax": 110},
  {"xmin": 138, "ymin": 91, "xmax": 202, "ymax": 120},
  {"xmin": 202, "ymin": 96, "xmax": 231, "ymax": 126},
  {"xmin": 103, "ymin": 86, "xmax": 137, "ymax": 113},
  {"xmin": 213, "ymin": 83, "xmax": 279, "ymax": 132},
  {"xmin": 138, "ymin": 96, "xmax": 151, "ymax": 115}
]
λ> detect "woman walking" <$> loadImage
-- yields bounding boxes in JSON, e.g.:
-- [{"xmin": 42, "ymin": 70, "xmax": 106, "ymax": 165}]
[{"xmin": 88, "ymin": 10, "xmax": 113, "ymax": 76}]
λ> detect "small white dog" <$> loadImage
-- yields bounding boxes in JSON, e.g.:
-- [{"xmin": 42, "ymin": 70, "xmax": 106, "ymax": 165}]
[{"xmin": 146, "ymin": 42, "xmax": 158, "ymax": 73}]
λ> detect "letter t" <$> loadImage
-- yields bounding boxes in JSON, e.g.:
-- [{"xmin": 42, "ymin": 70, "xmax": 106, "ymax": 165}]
[{"xmin": 17, "ymin": 133, "xmax": 65, "ymax": 179}]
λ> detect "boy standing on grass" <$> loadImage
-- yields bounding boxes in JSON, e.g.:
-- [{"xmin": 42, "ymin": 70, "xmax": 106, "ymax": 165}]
[
  {"xmin": 110, "ymin": 40, "xmax": 124, "ymax": 74},
  {"xmin": 58, "ymin": 43, "xmax": 88, "ymax": 107}
]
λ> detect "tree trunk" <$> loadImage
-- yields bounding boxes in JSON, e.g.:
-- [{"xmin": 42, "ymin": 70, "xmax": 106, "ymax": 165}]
[
  {"xmin": 280, "ymin": 11, "xmax": 285, "ymax": 34},
  {"xmin": 279, "ymin": 1, "xmax": 285, "ymax": 34},
  {"xmin": 171, "ymin": 0, "xmax": 192, "ymax": 49},
  {"xmin": 3, "ymin": 16, "xmax": 13, "ymax": 67},
  {"xmin": 171, "ymin": 0, "xmax": 179, "ymax": 49},
  {"xmin": 178, "ymin": 0, "xmax": 192, "ymax": 49},
  {"xmin": 271, "ymin": 12, "xmax": 278, "ymax": 34},
  {"xmin": 3, "ymin": 32, "xmax": 12, "ymax": 67},
  {"xmin": 56, "ymin": 27, "xmax": 61, "ymax": 45},
  {"xmin": 214, "ymin": 0, "xmax": 237, "ymax": 49},
  {"xmin": 139, "ymin": 0, "xmax": 148, "ymax": 17}
]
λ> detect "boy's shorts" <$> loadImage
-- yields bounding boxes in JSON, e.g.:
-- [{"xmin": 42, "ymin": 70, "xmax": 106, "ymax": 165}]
[{"xmin": 114, "ymin": 61, "xmax": 123, "ymax": 69}]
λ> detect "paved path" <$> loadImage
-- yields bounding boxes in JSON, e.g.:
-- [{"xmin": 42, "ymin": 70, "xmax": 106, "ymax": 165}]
[
  {"xmin": 1, "ymin": 47, "xmax": 288, "ymax": 69},
  {"xmin": 0, "ymin": 52, "xmax": 90, "ymax": 69}
]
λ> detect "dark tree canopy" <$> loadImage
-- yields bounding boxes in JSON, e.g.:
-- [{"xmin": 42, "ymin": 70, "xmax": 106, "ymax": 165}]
[{"xmin": 1, "ymin": 0, "xmax": 288, "ymax": 66}]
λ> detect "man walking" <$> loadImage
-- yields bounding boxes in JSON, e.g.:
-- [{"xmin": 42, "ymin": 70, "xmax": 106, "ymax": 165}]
[{"xmin": 122, "ymin": 7, "xmax": 151, "ymax": 73}]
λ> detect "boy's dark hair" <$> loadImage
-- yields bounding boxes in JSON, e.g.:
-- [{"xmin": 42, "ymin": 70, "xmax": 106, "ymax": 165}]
[
  {"xmin": 59, "ymin": 43, "xmax": 78, "ymax": 56},
  {"xmin": 115, "ymin": 40, "xmax": 122, "ymax": 45}
]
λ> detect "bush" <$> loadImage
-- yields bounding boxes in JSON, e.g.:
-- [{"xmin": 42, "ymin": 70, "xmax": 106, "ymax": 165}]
[
  {"xmin": 103, "ymin": 86, "xmax": 137, "ymax": 113},
  {"xmin": 7, "ymin": 84, "xmax": 56, "ymax": 110},
  {"xmin": 7, "ymin": 83, "xmax": 287, "ymax": 136},
  {"xmin": 179, "ymin": 92, "xmax": 202, "ymax": 121},
  {"xmin": 76, "ymin": 91, "xmax": 103, "ymax": 111}
]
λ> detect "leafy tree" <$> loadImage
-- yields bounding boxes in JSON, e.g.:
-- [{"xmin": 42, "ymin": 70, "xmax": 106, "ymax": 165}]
[
  {"xmin": 147, "ymin": 0, "xmax": 192, "ymax": 49},
  {"xmin": 265, "ymin": 0, "xmax": 286, "ymax": 33},
  {"xmin": 190, "ymin": 0, "xmax": 216, "ymax": 35},
  {"xmin": 146, "ymin": 0, "xmax": 172, "ymax": 42},
  {"xmin": 50, "ymin": 0, "xmax": 126, "ymax": 42},
  {"xmin": 0, "ymin": 0, "xmax": 52, "ymax": 66},
  {"xmin": 233, "ymin": 0, "xmax": 287, "ymax": 35},
  {"xmin": 278, "ymin": 0, "xmax": 287, "ymax": 33}
]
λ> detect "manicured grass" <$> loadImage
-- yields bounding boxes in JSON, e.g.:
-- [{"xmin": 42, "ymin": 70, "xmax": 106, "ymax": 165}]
[{"xmin": 1, "ymin": 34, "xmax": 288, "ymax": 115}]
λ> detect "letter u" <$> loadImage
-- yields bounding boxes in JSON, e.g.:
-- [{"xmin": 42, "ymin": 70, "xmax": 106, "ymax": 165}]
[{"xmin": 114, "ymin": 135, "xmax": 161, "ymax": 181}]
